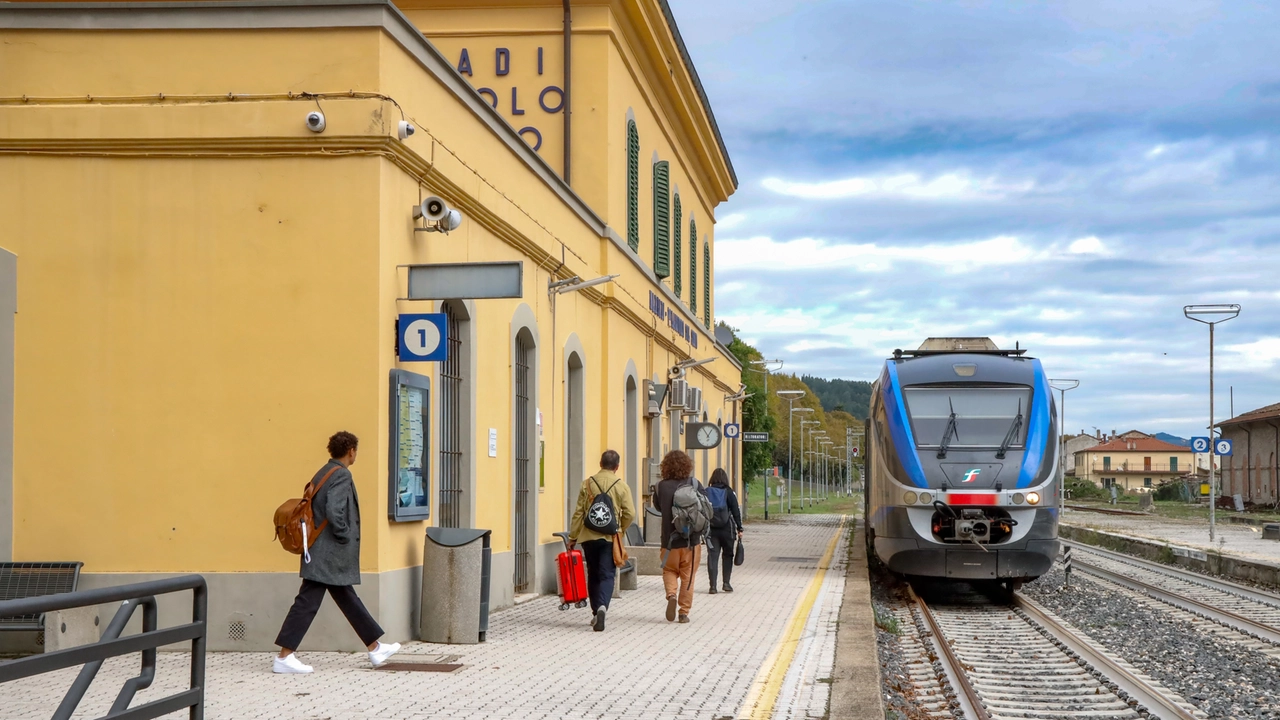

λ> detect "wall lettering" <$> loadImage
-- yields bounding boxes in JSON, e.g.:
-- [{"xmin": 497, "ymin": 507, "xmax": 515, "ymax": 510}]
[
  {"xmin": 457, "ymin": 48, "xmax": 472, "ymax": 76},
  {"xmin": 538, "ymin": 47, "xmax": 544, "ymax": 75},
  {"xmin": 648, "ymin": 291, "xmax": 699, "ymax": 349},
  {"xmin": 495, "ymin": 48, "xmax": 510, "ymax": 76},
  {"xmin": 511, "ymin": 87, "xmax": 525, "ymax": 116},
  {"xmin": 456, "ymin": 47, "xmax": 564, "ymax": 155}
]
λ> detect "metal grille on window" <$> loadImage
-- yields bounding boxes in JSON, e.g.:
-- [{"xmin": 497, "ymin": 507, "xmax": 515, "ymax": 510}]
[
  {"xmin": 673, "ymin": 194, "xmax": 682, "ymax": 297},
  {"xmin": 626, "ymin": 120, "xmax": 640, "ymax": 251},
  {"xmin": 653, "ymin": 160, "xmax": 670, "ymax": 278},
  {"xmin": 439, "ymin": 304, "xmax": 463, "ymax": 529},
  {"xmin": 704, "ymin": 241, "xmax": 711, "ymax": 328},
  {"xmin": 513, "ymin": 337, "xmax": 532, "ymax": 593},
  {"xmin": 689, "ymin": 218, "xmax": 697, "ymax": 313}
]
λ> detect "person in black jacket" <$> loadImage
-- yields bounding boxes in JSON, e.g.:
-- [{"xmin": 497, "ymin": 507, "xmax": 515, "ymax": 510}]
[{"xmin": 704, "ymin": 468, "xmax": 743, "ymax": 593}]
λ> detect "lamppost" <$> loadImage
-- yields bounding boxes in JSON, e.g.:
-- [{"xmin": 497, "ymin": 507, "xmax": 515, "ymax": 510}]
[
  {"xmin": 822, "ymin": 440, "xmax": 834, "ymax": 501},
  {"xmin": 810, "ymin": 430, "xmax": 827, "ymax": 508},
  {"xmin": 779, "ymin": 390, "xmax": 809, "ymax": 513},
  {"xmin": 801, "ymin": 421, "xmax": 821, "ymax": 509},
  {"xmin": 1049, "ymin": 378, "xmax": 1080, "ymax": 511},
  {"xmin": 1184, "ymin": 303, "xmax": 1241, "ymax": 542},
  {"xmin": 746, "ymin": 360, "xmax": 783, "ymax": 400}
]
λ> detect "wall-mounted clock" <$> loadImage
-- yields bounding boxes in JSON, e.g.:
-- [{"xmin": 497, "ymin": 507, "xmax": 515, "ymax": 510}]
[{"xmin": 685, "ymin": 422, "xmax": 722, "ymax": 450}]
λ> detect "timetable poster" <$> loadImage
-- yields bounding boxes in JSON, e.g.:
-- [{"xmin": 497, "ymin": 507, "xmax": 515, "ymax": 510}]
[{"xmin": 397, "ymin": 384, "xmax": 426, "ymax": 508}]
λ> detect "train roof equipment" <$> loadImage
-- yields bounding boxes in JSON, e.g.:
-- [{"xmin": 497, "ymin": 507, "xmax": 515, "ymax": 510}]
[{"xmin": 893, "ymin": 337, "xmax": 1029, "ymax": 359}]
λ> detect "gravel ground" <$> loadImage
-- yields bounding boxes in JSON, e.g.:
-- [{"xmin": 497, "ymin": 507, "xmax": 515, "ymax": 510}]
[
  {"xmin": 871, "ymin": 566, "xmax": 938, "ymax": 720},
  {"xmin": 1026, "ymin": 565, "xmax": 1280, "ymax": 719}
]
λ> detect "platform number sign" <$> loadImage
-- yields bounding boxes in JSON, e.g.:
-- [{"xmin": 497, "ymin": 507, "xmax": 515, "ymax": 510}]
[
  {"xmin": 723, "ymin": 423, "xmax": 741, "ymax": 440},
  {"xmin": 1214, "ymin": 438, "xmax": 1233, "ymax": 456},
  {"xmin": 397, "ymin": 313, "xmax": 448, "ymax": 362},
  {"xmin": 1190, "ymin": 437, "xmax": 1210, "ymax": 453}
]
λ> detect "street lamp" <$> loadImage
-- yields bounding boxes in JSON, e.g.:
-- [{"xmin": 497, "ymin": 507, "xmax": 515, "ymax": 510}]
[
  {"xmin": 809, "ymin": 430, "xmax": 827, "ymax": 508},
  {"xmin": 778, "ymin": 390, "xmax": 809, "ymax": 514},
  {"xmin": 801, "ymin": 421, "xmax": 821, "ymax": 509},
  {"xmin": 821, "ymin": 440, "xmax": 834, "ymax": 501},
  {"xmin": 1049, "ymin": 378, "xmax": 1080, "ymax": 510},
  {"xmin": 1184, "ymin": 303, "xmax": 1241, "ymax": 542}
]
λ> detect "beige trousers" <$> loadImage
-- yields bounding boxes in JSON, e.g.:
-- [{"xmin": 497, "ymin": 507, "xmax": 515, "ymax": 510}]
[{"xmin": 662, "ymin": 544, "xmax": 701, "ymax": 615}]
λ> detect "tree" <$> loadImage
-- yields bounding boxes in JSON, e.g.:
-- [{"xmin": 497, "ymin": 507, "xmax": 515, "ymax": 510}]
[{"xmin": 722, "ymin": 323, "xmax": 776, "ymax": 482}]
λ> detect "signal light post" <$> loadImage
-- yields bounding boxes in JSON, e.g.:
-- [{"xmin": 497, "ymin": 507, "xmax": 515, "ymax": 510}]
[{"xmin": 1184, "ymin": 303, "xmax": 1241, "ymax": 542}]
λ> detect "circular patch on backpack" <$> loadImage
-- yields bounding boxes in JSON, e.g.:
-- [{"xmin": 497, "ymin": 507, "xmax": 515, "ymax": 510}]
[{"xmin": 588, "ymin": 501, "xmax": 613, "ymax": 528}]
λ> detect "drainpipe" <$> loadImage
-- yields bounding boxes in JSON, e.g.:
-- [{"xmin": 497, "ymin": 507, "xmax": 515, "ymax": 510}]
[
  {"xmin": 1269, "ymin": 420, "xmax": 1280, "ymax": 509},
  {"xmin": 1244, "ymin": 426, "xmax": 1253, "ymax": 503},
  {"xmin": 562, "ymin": 0, "xmax": 572, "ymax": 184}
]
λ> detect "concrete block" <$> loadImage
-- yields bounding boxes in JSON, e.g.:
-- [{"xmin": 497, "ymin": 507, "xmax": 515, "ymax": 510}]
[
  {"xmin": 420, "ymin": 531, "xmax": 485, "ymax": 645},
  {"xmin": 1264, "ymin": 524, "xmax": 1280, "ymax": 541},
  {"xmin": 618, "ymin": 565, "xmax": 638, "ymax": 591},
  {"xmin": 44, "ymin": 606, "xmax": 101, "ymax": 652}
]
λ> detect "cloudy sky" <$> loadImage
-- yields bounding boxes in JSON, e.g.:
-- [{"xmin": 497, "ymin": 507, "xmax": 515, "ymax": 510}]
[{"xmin": 672, "ymin": 0, "xmax": 1280, "ymax": 439}]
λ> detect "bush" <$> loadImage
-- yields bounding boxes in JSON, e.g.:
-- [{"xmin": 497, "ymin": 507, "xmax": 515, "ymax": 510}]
[{"xmin": 1064, "ymin": 476, "xmax": 1107, "ymax": 501}]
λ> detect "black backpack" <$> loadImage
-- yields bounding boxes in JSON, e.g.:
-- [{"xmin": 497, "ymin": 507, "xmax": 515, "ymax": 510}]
[{"xmin": 584, "ymin": 476, "xmax": 622, "ymax": 535}]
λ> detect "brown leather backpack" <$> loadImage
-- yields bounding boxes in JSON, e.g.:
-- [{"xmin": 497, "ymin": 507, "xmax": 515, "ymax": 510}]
[{"xmin": 274, "ymin": 465, "xmax": 339, "ymax": 558}]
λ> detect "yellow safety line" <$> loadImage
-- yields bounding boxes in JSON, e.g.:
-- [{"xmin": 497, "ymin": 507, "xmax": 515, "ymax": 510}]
[{"xmin": 737, "ymin": 515, "xmax": 847, "ymax": 720}]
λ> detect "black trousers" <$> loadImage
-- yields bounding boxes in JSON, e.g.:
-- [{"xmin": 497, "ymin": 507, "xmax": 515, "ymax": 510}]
[
  {"xmin": 275, "ymin": 579, "xmax": 384, "ymax": 650},
  {"xmin": 580, "ymin": 539, "xmax": 616, "ymax": 613},
  {"xmin": 706, "ymin": 528, "xmax": 736, "ymax": 588}
]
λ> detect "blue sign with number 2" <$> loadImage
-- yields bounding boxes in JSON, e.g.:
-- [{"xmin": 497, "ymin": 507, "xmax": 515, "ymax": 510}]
[{"xmin": 398, "ymin": 313, "xmax": 448, "ymax": 362}]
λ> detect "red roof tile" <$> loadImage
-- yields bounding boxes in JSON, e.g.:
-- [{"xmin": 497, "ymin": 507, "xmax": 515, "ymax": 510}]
[
  {"xmin": 1080, "ymin": 437, "xmax": 1192, "ymax": 453},
  {"xmin": 1217, "ymin": 402, "xmax": 1280, "ymax": 428}
]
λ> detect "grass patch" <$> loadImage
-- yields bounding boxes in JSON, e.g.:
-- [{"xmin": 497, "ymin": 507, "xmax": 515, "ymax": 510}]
[
  {"xmin": 1157, "ymin": 544, "xmax": 1178, "ymax": 565},
  {"xmin": 874, "ymin": 608, "xmax": 901, "ymax": 636},
  {"xmin": 744, "ymin": 478, "xmax": 862, "ymax": 517}
]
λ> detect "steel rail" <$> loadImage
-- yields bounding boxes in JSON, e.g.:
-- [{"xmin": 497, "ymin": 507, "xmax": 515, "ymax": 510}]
[
  {"xmin": 1072, "ymin": 559, "xmax": 1280, "ymax": 645},
  {"xmin": 1014, "ymin": 593, "xmax": 1199, "ymax": 720},
  {"xmin": 1063, "ymin": 539, "xmax": 1280, "ymax": 608},
  {"xmin": 907, "ymin": 586, "xmax": 991, "ymax": 720},
  {"xmin": 1064, "ymin": 503, "xmax": 1148, "ymax": 516}
]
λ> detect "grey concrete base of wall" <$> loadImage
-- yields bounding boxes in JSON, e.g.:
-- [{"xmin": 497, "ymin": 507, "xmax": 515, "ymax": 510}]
[
  {"xmin": 1061, "ymin": 524, "xmax": 1280, "ymax": 589},
  {"xmin": 830, "ymin": 521, "xmax": 887, "ymax": 720},
  {"xmin": 629, "ymin": 545, "xmax": 704, "ymax": 576}
]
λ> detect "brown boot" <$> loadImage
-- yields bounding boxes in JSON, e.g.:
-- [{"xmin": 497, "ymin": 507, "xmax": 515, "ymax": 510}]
[{"xmin": 665, "ymin": 594, "xmax": 677, "ymax": 622}]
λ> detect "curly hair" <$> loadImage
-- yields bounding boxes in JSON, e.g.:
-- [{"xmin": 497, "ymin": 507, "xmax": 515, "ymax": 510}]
[
  {"xmin": 327, "ymin": 431, "xmax": 359, "ymax": 459},
  {"xmin": 660, "ymin": 450, "xmax": 693, "ymax": 481}
]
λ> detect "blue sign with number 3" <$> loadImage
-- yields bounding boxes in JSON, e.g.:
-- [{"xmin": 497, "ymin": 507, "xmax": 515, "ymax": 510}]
[
  {"xmin": 1214, "ymin": 438, "xmax": 1233, "ymax": 456},
  {"xmin": 398, "ymin": 313, "xmax": 448, "ymax": 362}
]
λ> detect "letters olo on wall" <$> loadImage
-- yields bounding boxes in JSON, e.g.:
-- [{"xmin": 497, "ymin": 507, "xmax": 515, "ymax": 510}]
[{"xmin": 448, "ymin": 44, "xmax": 565, "ymax": 164}]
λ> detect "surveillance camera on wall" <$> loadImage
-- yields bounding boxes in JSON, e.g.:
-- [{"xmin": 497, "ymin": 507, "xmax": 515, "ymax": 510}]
[
  {"xmin": 397, "ymin": 121, "xmax": 416, "ymax": 140},
  {"xmin": 305, "ymin": 111, "xmax": 326, "ymax": 133}
]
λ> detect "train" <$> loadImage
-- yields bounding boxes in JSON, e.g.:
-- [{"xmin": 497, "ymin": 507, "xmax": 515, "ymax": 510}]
[{"xmin": 863, "ymin": 337, "xmax": 1060, "ymax": 590}]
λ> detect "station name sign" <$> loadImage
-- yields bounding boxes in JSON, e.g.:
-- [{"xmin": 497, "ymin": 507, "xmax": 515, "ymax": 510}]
[{"xmin": 649, "ymin": 291, "xmax": 699, "ymax": 348}]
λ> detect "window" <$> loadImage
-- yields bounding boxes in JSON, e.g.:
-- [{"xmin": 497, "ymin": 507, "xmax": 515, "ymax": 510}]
[
  {"xmin": 673, "ymin": 195, "xmax": 682, "ymax": 297},
  {"xmin": 703, "ymin": 241, "xmax": 711, "ymax": 328},
  {"xmin": 438, "ymin": 302, "xmax": 466, "ymax": 528},
  {"xmin": 653, "ymin": 161, "xmax": 671, "ymax": 278},
  {"xmin": 1103, "ymin": 456, "xmax": 1111, "ymax": 471},
  {"xmin": 1144, "ymin": 456, "xmax": 1151, "ymax": 472},
  {"xmin": 1144, "ymin": 477, "xmax": 1152, "ymax": 488},
  {"xmin": 389, "ymin": 369, "xmax": 431, "ymax": 521},
  {"xmin": 1170, "ymin": 456, "xmax": 1178, "ymax": 473},
  {"xmin": 689, "ymin": 218, "xmax": 697, "ymax": 313},
  {"xmin": 903, "ymin": 386, "xmax": 1033, "ymax": 449},
  {"xmin": 626, "ymin": 120, "xmax": 639, "ymax": 251}
]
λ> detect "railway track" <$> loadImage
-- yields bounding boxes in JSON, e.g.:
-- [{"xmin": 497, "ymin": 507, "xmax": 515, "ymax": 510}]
[
  {"xmin": 1065, "ymin": 541, "xmax": 1280, "ymax": 645},
  {"xmin": 908, "ymin": 585, "xmax": 1203, "ymax": 720}
]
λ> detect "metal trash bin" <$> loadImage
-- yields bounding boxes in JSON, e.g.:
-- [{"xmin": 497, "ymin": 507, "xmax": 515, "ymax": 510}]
[
  {"xmin": 643, "ymin": 505, "xmax": 663, "ymax": 545},
  {"xmin": 420, "ymin": 528, "xmax": 492, "ymax": 644}
]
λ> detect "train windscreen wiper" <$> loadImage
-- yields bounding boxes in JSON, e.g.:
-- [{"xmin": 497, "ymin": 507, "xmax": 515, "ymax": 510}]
[
  {"xmin": 936, "ymin": 398, "xmax": 958, "ymax": 459},
  {"xmin": 996, "ymin": 398, "xmax": 1024, "ymax": 459}
]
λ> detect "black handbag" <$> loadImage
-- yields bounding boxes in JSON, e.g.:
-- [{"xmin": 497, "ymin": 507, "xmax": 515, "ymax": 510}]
[{"xmin": 734, "ymin": 537, "xmax": 745, "ymax": 566}]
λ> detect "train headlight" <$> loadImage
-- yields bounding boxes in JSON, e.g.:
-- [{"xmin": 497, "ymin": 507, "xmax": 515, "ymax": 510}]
[
  {"xmin": 903, "ymin": 491, "xmax": 918, "ymax": 505},
  {"xmin": 1027, "ymin": 491, "xmax": 1041, "ymax": 505},
  {"xmin": 1012, "ymin": 493, "xmax": 1025, "ymax": 504},
  {"xmin": 919, "ymin": 492, "xmax": 932, "ymax": 504}
]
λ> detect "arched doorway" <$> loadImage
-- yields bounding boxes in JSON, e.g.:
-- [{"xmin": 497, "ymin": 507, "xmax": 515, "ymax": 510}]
[
  {"xmin": 438, "ymin": 300, "xmax": 471, "ymax": 528},
  {"xmin": 565, "ymin": 351, "xmax": 585, "ymax": 526},
  {"xmin": 625, "ymin": 375, "xmax": 639, "ymax": 503},
  {"xmin": 513, "ymin": 328, "xmax": 536, "ymax": 593}
]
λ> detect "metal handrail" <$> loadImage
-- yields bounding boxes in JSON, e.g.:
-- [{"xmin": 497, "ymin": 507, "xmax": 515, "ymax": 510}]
[{"xmin": 0, "ymin": 574, "xmax": 207, "ymax": 720}]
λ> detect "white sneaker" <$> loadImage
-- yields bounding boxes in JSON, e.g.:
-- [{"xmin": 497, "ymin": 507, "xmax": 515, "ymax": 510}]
[
  {"xmin": 368, "ymin": 641, "xmax": 401, "ymax": 667},
  {"xmin": 273, "ymin": 653, "xmax": 313, "ymax": 674}
]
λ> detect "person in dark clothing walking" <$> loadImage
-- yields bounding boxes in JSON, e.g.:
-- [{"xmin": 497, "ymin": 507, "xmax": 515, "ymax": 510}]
[
  {"xmin": 273, "ymin": 431, "xmax": 400, "ymax": 674},
  {"xmin": 654, "ymin": 450, "xmax": 702, "ymax": 623},
  {"xmin": 568, "ymin": 450, "xmax": 635, "ymax": 632},
  {"xmin": 704, "ymin": 468, "xmax": 743, "ymax": 594}
]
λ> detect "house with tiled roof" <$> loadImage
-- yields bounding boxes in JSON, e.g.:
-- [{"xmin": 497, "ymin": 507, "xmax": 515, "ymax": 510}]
[
  {"xmin": 1074, "ymin": 431, "xmax": 1195, "ymax": 492},
  {"xmin": 1216, "ymin": 402, "xmax": 1280, "ymax": 506}
]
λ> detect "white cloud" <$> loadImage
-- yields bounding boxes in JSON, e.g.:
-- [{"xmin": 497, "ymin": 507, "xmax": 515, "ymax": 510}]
[
  {"xmin": 1220, "ymin": 337, "xmax": 1280, "ymax": 371},
  {"xmin": 716, "ymin": 234, "xmax": 1040, "ymax": 273},
  {"xmin": 1067, "ymin": 236, "xmax": 1110, "ymax": 255},
  {"xmin": 716, "ymin": 212, "xmax": 747, "ymax": 229},
  {"xmin": 761, "ymin": 171, "xmax": 1034, "ymax": 202}
]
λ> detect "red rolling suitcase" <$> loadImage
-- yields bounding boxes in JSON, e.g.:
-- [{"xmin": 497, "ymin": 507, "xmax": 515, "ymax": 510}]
[{"xmin": 553, "ymin": 532, "xmax": 589, "ymax": 611}]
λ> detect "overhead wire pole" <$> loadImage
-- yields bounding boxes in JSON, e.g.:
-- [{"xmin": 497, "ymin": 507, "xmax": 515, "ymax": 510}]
[
  {"xmin": 1049, "ymin": 379, "xmax": 1080, "ymax": 512},
  {"xmin": 779, "ymin": 391, "xmax": 809, "ymax": 513},
  {"xmin": 1184, "ymin": 304, "xmax": 1241, "ymax": 542}
]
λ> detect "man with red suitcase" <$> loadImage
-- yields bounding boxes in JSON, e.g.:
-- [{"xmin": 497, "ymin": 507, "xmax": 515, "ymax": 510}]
[{"xmin": 568, "ymin": 450, "xmax": 635, "ymax": 631}]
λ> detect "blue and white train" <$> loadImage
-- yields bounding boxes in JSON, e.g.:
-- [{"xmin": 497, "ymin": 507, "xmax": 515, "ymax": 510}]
[{"xmin": 863, "ymin": 338, "xmax": 1060, "ymax": 589}]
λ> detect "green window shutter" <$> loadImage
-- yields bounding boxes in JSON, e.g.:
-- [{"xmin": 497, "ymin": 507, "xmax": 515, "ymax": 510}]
[
  {"xmin": 626, "ymin": 121, "xmax": 639, "ymax": 252},
  {"xmin": 673, "ymin": 195, "xmax": 683, "ymax": 297},
  {"xmin": 689, "ymin": 218, "xmax": 697, "ymax": 313},
  {"xmin": 652, "ymin": 161, "xmax": 670, "ymax": 278},
  {"xmin": 703, "ymin": 241, "xmax": 711, "ymax": 328}
]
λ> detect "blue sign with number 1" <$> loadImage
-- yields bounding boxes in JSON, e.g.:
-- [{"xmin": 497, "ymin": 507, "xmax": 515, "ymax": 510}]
[{"xmin": 398, "ymin": 313, "xmax": 448, "ymax": 362}]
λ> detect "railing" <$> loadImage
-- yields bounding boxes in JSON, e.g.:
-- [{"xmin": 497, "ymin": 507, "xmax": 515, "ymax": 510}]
[
  {"xmin": 0, "ymin": 575, "xmax": 207, "ymax": 720},
  {"xmin": 1091, "ymin": 463, "xmax": 1181, "ymax": 474}
]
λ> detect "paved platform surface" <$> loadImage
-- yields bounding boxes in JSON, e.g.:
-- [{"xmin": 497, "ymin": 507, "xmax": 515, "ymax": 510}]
[
  {"xmin": 1063, "ymin": 509, "xmax": 1280, "ymax": 564},
  {"xmin": 3, "ymin": 515, "xmax": 869, "ymax": 720}
]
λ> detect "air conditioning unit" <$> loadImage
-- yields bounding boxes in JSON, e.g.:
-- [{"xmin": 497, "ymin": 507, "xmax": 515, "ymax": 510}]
[
  {"xmin": 686, "ymin": 387, "xmax": 703, "ymax": 416},
  {"xmin": 669, "ymin": 379, "xmax": 688, "ymax": 409}
]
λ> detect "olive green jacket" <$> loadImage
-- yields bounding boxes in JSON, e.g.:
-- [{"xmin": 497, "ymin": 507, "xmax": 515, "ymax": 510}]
[{"xmin": 569, "ymin": 469, "xmax": 635, "ymax": 544}]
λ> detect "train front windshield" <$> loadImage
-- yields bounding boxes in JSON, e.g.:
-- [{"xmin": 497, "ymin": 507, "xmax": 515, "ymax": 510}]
[{"xmin": 904, "ymin": 386, "xmax": 1032, "ymax": 451}]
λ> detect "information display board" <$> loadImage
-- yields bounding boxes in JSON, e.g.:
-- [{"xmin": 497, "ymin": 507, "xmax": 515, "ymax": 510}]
[{"xmin": 389, "ymin": 369, "xmax": 431, "ymax": 521}]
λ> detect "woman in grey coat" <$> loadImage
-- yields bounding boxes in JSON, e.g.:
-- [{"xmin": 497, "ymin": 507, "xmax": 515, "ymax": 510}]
[{"xmin": 273, "ymin": 432, "xmax": 401, "ymax": 674}]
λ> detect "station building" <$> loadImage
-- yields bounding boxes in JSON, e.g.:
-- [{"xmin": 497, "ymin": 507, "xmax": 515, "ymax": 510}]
[
  {"xmin": 0, "ymin": 0, "xmax": 741, "ymax": 649},
  {"xmin": 1217, "ymin": 403, "xmax": 1280, "ymax": 506}
]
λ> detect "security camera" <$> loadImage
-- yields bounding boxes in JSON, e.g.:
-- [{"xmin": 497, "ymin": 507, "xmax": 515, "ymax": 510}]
[
  {"xmin": 419, "ymin": 196, "xmax": 447, "ymax": 222},
  {"xmin": 397, "ymin": 120, "xmax": 415, "ymax": 140},
  {"xmin": 438, "ymin": 208, "xmax": 462, "ymax": 232},
  {"xmin": 305, "ymin": 111, "xmax": 326, "ymax": 133}
]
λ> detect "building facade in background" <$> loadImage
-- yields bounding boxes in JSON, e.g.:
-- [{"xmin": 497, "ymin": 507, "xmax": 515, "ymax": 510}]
[
  {"xmin": 1073, "ymin": 432, "xmax": 1194, "ymax": 492},
  {"xmin": 1217, "ymin": 403, "xmax": 1280, "ymax": 507},
  {"xmin": 0, "ymin": 0, "xmax": 740, "ymax": 650}
]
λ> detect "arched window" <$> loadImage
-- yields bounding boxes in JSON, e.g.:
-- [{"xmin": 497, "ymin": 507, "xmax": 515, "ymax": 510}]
[
  {"xmin": 703, "ymin": 241, "xmax": 711, "ymax": 328},
  {"xmin": 673, "ymin": 194, "xmax": 683, "ymax": 298},
  {"xmin": 626, "ymin": 120, "xmax": 639, "ymax": 251},
  {"xmin": 689, "ymin": 218, "xmax": 697, "ymax": 313},
  {"xmin": 653, "ymin": 161, "xmax": 670, "ymax": 278}
]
